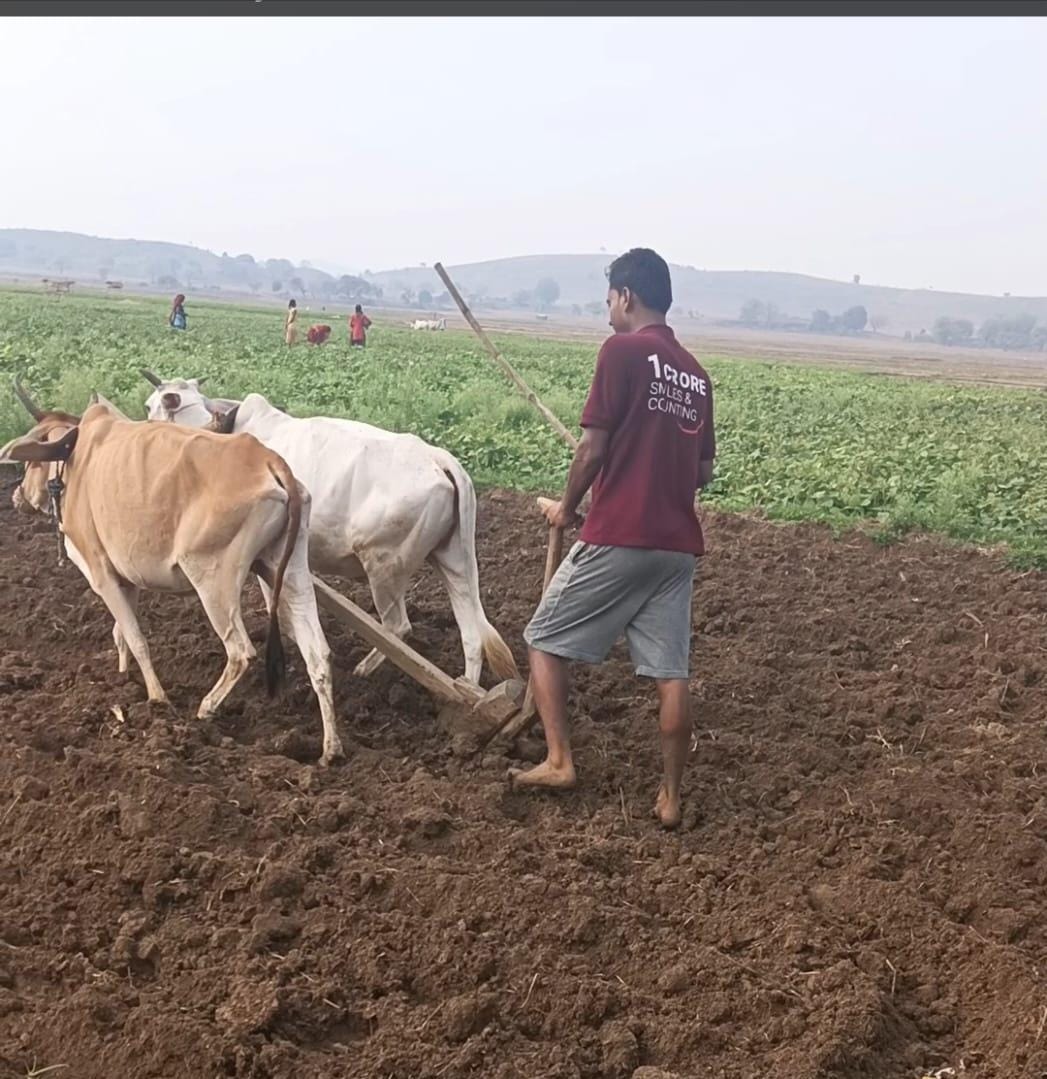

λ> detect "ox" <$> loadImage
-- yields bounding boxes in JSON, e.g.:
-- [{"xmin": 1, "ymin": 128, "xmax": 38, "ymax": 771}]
[
  {"xmin": 410, "ymin": 318, "xmax": 447, "ymax": 331},
  {"xmin": 136, "ymin": 372, "xmax": 239, "ymax": 424},
  {"xmin": 141, "ymin": 373, "xmax": 519, "ymax": 687},
  {"xmin": 1, "ymin": 386, "xmax": 343, "ymax": 765}
]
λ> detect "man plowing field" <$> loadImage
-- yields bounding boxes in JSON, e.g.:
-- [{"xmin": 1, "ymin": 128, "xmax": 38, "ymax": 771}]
[{"xmin": 509, "ymin": 248, "xmax": 717, "ymax": 829}]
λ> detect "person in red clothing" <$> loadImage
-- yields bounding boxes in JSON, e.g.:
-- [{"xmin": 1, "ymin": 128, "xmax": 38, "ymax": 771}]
[
  {"xmin": 510, "ymin": 248, "xmax": 716, "ymax": 829},
  {"xmin": 349, "ymin": 304, "xmax": 372, "ymax": 348}
]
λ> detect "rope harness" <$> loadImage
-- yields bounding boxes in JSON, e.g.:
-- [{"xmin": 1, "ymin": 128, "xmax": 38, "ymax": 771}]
[{"xmin": 46, "ymin": 461, "xmax": 67, "ymax": 567}]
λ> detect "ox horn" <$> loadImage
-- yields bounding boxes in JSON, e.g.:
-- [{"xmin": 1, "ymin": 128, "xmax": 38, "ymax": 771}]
[
  {"xmin": 12, "ymin": 378, "xmax": 44, "ymax": 422},
  {"xmin": 139, "ymin": 368, "xmax": 163, "ymax": 387}
]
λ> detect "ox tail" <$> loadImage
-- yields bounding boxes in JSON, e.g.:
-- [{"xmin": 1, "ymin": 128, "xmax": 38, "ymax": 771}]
[
  {"xmin": 264, "ymin": 453, "xmax": 304, "ymax": 698},
  {"xmin": 433, "ymin": 451, "xmax": 521, "ymax": 683}
]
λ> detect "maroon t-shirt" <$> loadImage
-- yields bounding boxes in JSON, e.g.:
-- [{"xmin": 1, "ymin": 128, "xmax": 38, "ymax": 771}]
[{"xmin": 578, "ymin": 324, "xmax": 715, "ymax": 556}]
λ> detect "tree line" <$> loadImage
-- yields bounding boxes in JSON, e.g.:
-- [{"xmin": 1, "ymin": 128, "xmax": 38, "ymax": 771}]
[
  {"xmin": 739, "ymin": 299, "xmax": 873, "ymax": 335},
  {"xmin": 734, "ymin": 298, "xmax": 1047, "ymax": 351},
  {"xmin": 929, "ymin": 313, "xmax": 1047, "ymax": 351}
]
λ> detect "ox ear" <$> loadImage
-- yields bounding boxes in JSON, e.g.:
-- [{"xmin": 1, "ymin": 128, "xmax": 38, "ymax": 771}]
[
  {"xmin": 209, "ymin": 405, "xmax": 240, "ymax": 435},
  {"xmin": 140, "ymin": 369, "xmax": 163, "ymax": 388},
  {"xmin": 0, "ymin": 426, "xmax": 79, "ymax": 464}
]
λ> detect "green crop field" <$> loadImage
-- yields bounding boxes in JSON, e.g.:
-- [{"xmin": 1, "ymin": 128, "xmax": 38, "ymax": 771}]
[{"xmin": 2, "ymin": 288, "xmax": 1046, "ymax": 565}]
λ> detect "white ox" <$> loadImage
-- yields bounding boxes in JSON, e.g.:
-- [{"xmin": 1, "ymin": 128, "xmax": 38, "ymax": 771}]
[
  {"xmin": 410, "ymin": 318, "xmax": 447, "ymax": 331},
  {"xmin": 141, "ymin": 374, "xmax": 519, "ymax": 687},
  {"xmin": 2, "ymin": 389, "xmax": 343, "ymax": 764}
]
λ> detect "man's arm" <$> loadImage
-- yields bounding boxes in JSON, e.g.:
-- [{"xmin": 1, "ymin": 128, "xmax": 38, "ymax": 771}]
[{"xmin": 543, "ymin": 426, "xmax": 609, "ymax": 529}]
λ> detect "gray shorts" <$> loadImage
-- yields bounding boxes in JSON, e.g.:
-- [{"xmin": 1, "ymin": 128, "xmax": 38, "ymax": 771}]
[{"xmin": 524, "ymin": 542, "xmax": 697, "ymax": 680}]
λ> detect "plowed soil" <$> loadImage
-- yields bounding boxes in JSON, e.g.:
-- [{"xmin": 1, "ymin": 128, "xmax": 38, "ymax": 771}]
[{"xmin": 0, "ymin": 483, "xmax": 1045, "ymax": 1079}]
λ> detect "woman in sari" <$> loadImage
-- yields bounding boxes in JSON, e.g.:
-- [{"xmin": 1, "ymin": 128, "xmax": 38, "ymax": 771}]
[
  {"xmin": 169, "ymin": 293, "xmax": 187, "ymax": 331},
  {"xmin": 285, "ymin": 298, "xmax": 299, "ymax": 345}
]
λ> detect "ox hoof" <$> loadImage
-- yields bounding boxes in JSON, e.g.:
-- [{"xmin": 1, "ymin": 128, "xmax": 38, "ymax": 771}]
[{"xmin": 320, "ymin": 742, "xmax": 346, "ymax": 767}]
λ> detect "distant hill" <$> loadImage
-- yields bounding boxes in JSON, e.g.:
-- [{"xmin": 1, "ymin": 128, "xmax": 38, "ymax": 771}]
[
  {"xmin": 368, "ymin": 254, "xmax": 1047, "ymax": 335},
  {"xmin": 2, "ymin": 229, "xmax": 1046, "ymax": 335},
  {"xmin": 0, "ymin": 229, "xmax": 342, "ymax": 300}
]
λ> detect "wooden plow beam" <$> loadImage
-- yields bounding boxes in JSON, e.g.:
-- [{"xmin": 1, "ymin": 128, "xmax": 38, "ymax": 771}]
[{"xmin": 312, "ymin": 577, "xmax": 526, "ymax": 741}]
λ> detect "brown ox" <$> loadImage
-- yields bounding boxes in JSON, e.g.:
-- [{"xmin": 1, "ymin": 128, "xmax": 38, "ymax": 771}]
[{"xmin": 1, "ymin": 388, "xmax": 343, "ymax": 764}]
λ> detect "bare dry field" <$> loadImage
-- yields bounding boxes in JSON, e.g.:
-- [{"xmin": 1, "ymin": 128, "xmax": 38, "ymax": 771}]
[{"xmin": 440, "ymin": 311, "xmax": 1047, "ymax": 391}]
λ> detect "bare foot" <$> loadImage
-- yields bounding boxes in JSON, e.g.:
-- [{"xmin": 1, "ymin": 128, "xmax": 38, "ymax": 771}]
[
  {"xmin": 508, "ymin": 758, "xmax": 577, "ymax": 791},
  {"xmin": 653, "ymin": 784, "xmax": 682, "ymax": 830}
]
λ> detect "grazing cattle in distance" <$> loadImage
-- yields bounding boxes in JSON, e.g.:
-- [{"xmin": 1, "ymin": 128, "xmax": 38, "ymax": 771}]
[
  {"xmin": 142, "ymin": 376, "xmax": 520, "ymax": 687},
  {"xmin": 1, "ymin": 387, "xmax": 343, "ymax": 765},
  {"xmin": 410, "ymin": 318, "xmax": 447, "ymax": 331},
  {"xmin": 306, "ymin": 324, "xmax": 332, "ymax": 345}
]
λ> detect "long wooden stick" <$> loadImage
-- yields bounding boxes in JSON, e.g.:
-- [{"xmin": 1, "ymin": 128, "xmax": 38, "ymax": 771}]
[
  {"xmin": 492, "ymin": 498, "xmax": 566, "ymax": 744},
  {"xmin": 433, "ymin": 262, "xmax": 579, "ymax": 451},
  {"xmin": 432, "ymin": 263, "xmax": 577, "ymax": 743}
]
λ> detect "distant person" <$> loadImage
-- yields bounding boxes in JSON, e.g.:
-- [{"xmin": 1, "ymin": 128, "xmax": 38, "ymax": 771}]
[
  {"xmin": 307, "ymin": 323, "xmax": 332, "ymax": 346},
  {"xmin": 509, "ymin": 248, "xmax": 716, "ymax": 830},
  {"xmin": 285, "ymin": 299, "xmax": 299, "ymax": 345},
  {"xmin": 349, "ymin": 304, "xmax": 372, "ymax": 348},
  {"xmin": 169, "ymin": 293, "xmax": 187, "ymax": 331}
]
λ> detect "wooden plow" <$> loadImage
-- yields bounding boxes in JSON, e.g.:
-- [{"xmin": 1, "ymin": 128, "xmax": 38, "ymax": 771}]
[
  {"xmin": 308, "ymin": 262, "xmax": 578, "ymax": 746},
  {"xmin": 312, "ymin": 578, "xmax": 528, "ymax": 743}
]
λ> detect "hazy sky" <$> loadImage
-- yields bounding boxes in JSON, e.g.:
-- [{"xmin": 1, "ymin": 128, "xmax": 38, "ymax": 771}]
[{"xmin": 3, "ymin": 16, "xmax": 1045, "ymax": 295}]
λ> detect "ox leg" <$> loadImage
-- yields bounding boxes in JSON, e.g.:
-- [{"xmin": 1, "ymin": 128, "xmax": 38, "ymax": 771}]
[
  {"xmin": 255, "ymin": 575, "xmax": 274, "ymax": 616},
  {"xmin": 274, "ymin": 568, "xmax": 343, "ymax": 765},
  {"xmin": 354, "ymin": 572, "xmax": 412, "ymax": 678},
  {"xmin": 191, "ymin": 579, "xmax": 257, "ymax": 719},
  {"xmin": 96, "ymin": 578, "xmax": 167, "ymax": 703},
  {"xmin": 111, "ymin": 585, "xmax": 139, "ymax": 673},
  {"xmin": 113, "ymin": 621, "xmax": 129, "ymax": 673},
  {"xmin": 429, "ymin": 554, "xmax": 486, "ymax": 685}
]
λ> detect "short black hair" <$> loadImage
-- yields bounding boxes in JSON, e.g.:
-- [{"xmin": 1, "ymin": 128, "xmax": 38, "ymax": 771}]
[{"xmin": 606, "ymin": 248, "xmax": 673, "ymax": 313}]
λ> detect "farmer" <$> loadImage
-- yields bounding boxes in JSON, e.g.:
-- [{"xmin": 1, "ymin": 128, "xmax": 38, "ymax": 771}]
[
  {"xmin": 349, "ymin": 304, "xmax": 372, "ymax": 348},
  {"xmin": 510, "ymin": 248, "xmax": 716, "ymax": 829},
  {"xmin": 285, "ymin": 298, "xmax": 299, "ymax": 345},
  {"xmin": 169, "ymin": 293, "xmax": 187, "ymax": 331}
]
